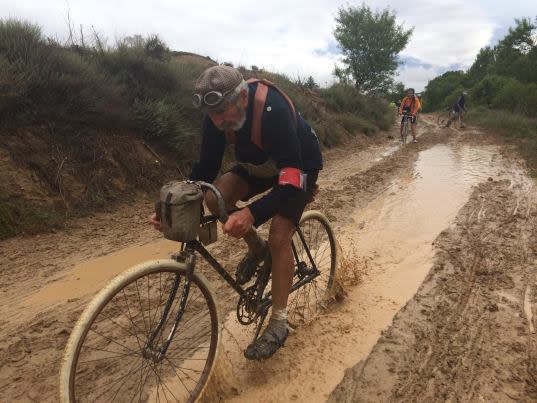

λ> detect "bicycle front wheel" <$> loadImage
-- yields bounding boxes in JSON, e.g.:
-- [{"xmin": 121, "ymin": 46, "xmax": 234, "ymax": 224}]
[
  {"xmin": 60, "ymin": 260, "xmax": 221, "ymax": 403},
  {"xmin": 402, "ymin": 120, "xmax": 409, "ymax": 144},
  {"xmin": 288, "ymin": 210, "xmax": 337, "ymax": 325}
]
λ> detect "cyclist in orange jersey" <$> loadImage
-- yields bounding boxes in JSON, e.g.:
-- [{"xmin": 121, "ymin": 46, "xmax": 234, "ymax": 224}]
[{"xmin": 398, "ymin": 88, "xmax": 421, "ymax": 143}]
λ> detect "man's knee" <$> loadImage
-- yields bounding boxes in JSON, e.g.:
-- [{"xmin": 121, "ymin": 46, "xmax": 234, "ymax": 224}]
[{"xmin": 268, "ymin": 215, "xmax": 295, "ymax": 251}]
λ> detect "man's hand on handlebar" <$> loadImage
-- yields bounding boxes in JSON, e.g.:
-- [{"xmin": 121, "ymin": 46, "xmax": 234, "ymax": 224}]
[{"xmin": 223, "ymin": 208, "xmax": 254, "ymax": 238}]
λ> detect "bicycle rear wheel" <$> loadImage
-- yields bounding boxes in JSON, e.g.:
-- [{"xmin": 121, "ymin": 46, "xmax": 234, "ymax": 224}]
[
  {"xmin": 60, "ymin": 260, "xmax": 221, "ymax": 403},
  {"xmin": 288, "ymin": 210, "xmax": 337, "ymax": 325}
]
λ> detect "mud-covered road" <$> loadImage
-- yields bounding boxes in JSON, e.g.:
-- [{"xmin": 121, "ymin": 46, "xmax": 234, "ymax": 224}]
[{"xmin": 1, "ymin": 115, "xmax": 536, "ymax": 402}]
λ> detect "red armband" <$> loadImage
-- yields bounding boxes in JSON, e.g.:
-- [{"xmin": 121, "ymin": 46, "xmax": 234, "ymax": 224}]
[{"xmin": 278, "ymin": 167, "xmax": 306, "ymax": 190}]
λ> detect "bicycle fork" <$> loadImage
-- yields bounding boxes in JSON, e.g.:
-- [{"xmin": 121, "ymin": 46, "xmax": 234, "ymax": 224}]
[{"xmin": 142, "ymin": 252, "xmax": 196, "ymax": 363}]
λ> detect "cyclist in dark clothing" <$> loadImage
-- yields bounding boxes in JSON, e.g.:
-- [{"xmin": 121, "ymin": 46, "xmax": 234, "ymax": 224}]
[
  {"xmin": 163, "ymin": 65, "xmax": 322, "ymax": 360},
  {"xmin": 447, "ymin": 91, "xmax": 467, "ymax": 128}
]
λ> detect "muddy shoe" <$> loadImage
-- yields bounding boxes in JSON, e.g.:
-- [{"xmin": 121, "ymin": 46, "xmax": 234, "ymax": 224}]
[
  {"xmin": 244, "ymin": 319, "xmax": 288, "ymax": 361},
  {"xmin": 235, "ymin": 242, "xmax": 269, "ymax": 285}
]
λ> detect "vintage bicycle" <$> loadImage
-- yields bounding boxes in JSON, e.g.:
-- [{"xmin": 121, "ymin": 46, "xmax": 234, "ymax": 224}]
[{"xmin": 60, "ymin": 181, "xmax": 337, "ymax": 402}]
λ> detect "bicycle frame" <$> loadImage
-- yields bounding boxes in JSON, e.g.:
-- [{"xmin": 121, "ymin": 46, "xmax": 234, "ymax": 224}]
[{"xmin": 188, "ymin": 219, "xmax": 321, "ymax": 303}]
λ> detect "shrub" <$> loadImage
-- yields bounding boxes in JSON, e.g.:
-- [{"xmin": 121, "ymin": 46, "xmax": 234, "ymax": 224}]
[
  {"xmin": 0, "ymin": 197, "xmax": 63, "ymax": 239},
  {"xmin": 0, "ymin": 19, "xmax": 132, "ymax": 129},
  {"xmin": 320, "ymin": 84, "xmax": 392, "ymax": 130},
  {"xmin": 338, "ymin": 113, "xmax": 378, "ymax": 135},
  {"xmin": 133, "ymin": 98, "xmax": 197, "ymax": 160}
]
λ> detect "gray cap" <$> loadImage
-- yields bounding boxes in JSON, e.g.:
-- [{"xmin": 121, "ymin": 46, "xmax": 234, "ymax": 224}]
[{"xmin": 194, "ymin": 65, "xmax": 243, "ymax": 97}]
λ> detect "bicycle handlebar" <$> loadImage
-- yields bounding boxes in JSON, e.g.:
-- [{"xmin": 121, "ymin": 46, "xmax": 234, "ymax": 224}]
[{"xmin": 195, "ymin": 181, "xmax": 229, "ymax": 223}]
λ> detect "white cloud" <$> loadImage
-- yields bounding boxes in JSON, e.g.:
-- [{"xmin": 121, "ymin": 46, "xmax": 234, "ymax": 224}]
[
  {"xmin": 0, "ymin": 0, "xmax": 532, "ymax": 90},
  {"xmin": 397, "ymin": 65, "xmax": 442, "ymax": 92}
]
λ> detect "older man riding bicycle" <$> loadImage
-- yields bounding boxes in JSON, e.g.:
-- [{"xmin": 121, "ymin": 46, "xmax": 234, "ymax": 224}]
[{"xmin": 152, "ymin": 65, "xmax": 322, "ymax": 360}]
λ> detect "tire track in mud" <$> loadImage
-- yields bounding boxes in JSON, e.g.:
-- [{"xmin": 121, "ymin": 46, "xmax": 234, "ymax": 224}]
[{"xmin": 329, "ymin": 177, "xmax": 537, "ymax": 402}]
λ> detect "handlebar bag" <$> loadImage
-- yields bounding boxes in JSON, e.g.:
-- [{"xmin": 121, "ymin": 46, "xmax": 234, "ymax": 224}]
[{"xmin": 159, "ymin": 181, "xmax": 203, "ymax": 242}]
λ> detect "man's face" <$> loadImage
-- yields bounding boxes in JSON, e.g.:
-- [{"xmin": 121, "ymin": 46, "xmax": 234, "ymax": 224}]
[
  {"xmin": 207, "ymin": 90, "xmax": 248, "ymax": 131},
  {"xmin": 407, "ymin": 90, "xmax": 415, "ymax": 98}
]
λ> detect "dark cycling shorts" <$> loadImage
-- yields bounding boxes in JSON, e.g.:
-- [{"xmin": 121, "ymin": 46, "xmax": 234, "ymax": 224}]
[
  {"xmin": 401, "ymin": 114, "xmax": 417, "ymax": 124},
  {"xmin": 230, "ymin": 164, "xmax": 319, "ymax": 225}
]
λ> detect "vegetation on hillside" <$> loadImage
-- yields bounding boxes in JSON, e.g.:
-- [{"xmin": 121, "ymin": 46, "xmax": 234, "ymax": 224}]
[{"xmin": 0, "ymin": 19, "xmax": 393, "ymax": 239}]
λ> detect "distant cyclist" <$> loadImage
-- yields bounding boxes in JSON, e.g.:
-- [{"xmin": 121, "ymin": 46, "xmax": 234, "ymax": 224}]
[
  {"xmin": 398, "ymin": 88, "xmax": 421, "ymax": 143},
  {"xmin": 446, "ymin": 91, "xmax": 467, "ymax": 128}
]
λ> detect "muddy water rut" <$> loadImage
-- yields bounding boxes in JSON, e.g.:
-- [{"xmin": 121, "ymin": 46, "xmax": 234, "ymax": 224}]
[{"xmin": 0, "ymin": 119, "xmax": 529, "ymax": 402}]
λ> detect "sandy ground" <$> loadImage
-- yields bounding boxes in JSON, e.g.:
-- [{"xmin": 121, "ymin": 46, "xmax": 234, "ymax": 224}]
[{"xmin": 1, "ymin": 115, "xmax": 535, "ymax": 402}]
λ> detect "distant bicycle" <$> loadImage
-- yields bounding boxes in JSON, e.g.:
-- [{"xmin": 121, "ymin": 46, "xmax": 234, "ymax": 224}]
[
  {"xmin": 437, "ymin": 107, "xmax": 461, "ymax": 129},
  {"xmin": 60, "ymin": 181, "xmax": 337, "ymax": 402},
  {"xmin": 400, "ymin": 112, "xmax": 412, "ymax": 144}
]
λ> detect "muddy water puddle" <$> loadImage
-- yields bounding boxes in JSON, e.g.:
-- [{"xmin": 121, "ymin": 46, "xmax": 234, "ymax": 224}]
[
  {"xmin": 23, "ymin": 240, "xmax": 180, "ymax": 305},
  {"xmin": 349, "ymin": 143, "xmax": 502, "ymax": 274}
]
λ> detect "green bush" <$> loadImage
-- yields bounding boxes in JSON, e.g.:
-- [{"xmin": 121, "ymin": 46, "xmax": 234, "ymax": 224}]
[
  {"xmin": 0, "ymin": 198, "xmax": 63, "ymax": 239},
  {"xmin": 0, "ymin": 19, "xmax": 132, "ymax": 129},
  {"xmin": 338, "ymin": 113, "xmax": 378, "ymax": 135},
  {"xmin": 133, "ymin": 98, "xmax": 197, "ymax": 160},
  {"xmin": 320, "ymin": 84, "xmax": 392, "ymax": 130}
]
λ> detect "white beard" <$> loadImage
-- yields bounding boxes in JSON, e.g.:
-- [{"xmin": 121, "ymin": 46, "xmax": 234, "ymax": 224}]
[{"xmin": 231, "ymin": 111, "xmax": 247, "ymax": 131}]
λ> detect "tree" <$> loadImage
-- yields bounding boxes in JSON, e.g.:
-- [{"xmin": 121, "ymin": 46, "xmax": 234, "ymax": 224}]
[
  {"xmin": 494, "ymin": 17, "xmax": 537, "ymax": 83},
  {"xmin": 465, "ymin": 46, "xmax": 495, "ymax": 86},
  {"xmin": 422, "ymin": 71, "xmax": 465, "ymax": 112},
  {"xmin": 333, "ymin": 4, "xmax": 413, "ymax": 94},
  {"xmin": 304, "ymin": 76, "xmax": 319, "ymax": 90},
  {"xmin": 385, "ymin": 81, "xmax": 405, "ymax": 104}
]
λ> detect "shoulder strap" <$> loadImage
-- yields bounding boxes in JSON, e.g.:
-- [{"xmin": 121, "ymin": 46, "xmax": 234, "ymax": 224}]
[{"xmin": 246, "ymin": 78, "xmax": 297, "ymax": 150}]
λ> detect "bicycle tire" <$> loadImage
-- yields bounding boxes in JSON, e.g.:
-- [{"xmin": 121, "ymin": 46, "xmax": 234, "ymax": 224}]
[
  {"xmin": 402, "ymin": 119, "xmax": 409, "ymax": 145},
  {"xmin": 287, "ymin": 210, "xmax": 337, "ymax": 325},
  {"xmin": 60, "ymin": 259, "xmax": 221, "ymax": 403}
]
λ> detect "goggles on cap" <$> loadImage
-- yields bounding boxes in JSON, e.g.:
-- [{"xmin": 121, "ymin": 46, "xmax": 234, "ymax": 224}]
[{"xmin": 192, "ymin": 88, "xmax": 235, "ymax": 109}]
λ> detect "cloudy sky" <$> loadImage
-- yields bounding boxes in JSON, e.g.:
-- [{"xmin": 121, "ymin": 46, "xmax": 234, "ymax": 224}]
[{"xmin": 2, "ymin": 0, "xmax": 536, "ymax": 91}]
